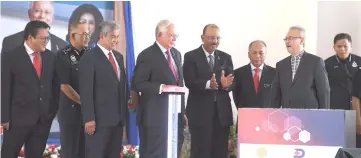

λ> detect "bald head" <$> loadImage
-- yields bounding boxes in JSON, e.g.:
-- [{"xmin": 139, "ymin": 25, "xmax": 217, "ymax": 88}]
[
  {"xmin": 28, "ymin": 1, "xmax": 54, "ymax": 25},
  {"xmin": 248, "ymin": 40, "xmax": 267, "ymax": 68}
]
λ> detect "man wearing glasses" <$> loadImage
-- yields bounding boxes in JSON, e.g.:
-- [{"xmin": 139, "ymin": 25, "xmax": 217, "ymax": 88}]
[
  {"xmin": 56, "ymin": 22, "xmax": 90, "ymax": 158},
  {"xmin": 1, "ymin": 20, "xmax": 60, "ymax": 158},
  {"xmin": 268, "ymin": 26, "xmax": 330, "ymax": 109},
  {"xmin": 183, "ymin": 24, "xmax": 234, "ymax": 158}
]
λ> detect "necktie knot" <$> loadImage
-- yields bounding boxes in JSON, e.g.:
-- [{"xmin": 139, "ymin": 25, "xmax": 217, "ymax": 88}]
[{"xmin": 254, "ymin": 68, "xmax": 260, "ymax": 73}]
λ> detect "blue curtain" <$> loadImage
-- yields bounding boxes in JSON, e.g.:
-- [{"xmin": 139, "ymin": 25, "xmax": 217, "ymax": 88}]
[{"xmin": 124, "ymin": 1, "xmax": 139, "ymax": 145}]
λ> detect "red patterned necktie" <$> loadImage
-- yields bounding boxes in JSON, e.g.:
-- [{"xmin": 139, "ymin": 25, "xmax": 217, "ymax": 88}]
[
  {"xmin": 108, "ymin": 52, "xmax": 119, "ymax": 80},
  {"xmin": 166, "ymin": 49, "xmax": 178, "ymax": 82},
  {"xmin": 253, "ymin": 68, "xmax": 260, "ymax": 94},
  {"xmin": 33, "ymin": 52, "xmax": 41, "ymax": 79}
]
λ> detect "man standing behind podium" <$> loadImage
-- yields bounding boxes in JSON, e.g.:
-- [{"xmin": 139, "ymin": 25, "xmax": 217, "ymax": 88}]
[
  {"xmin": 183, "ymin": 24, "xmax": 234, "ymax": 158},
  {"xmin": 268, "ymin": 26, "xmax": 330, "ymax": 109},
  {"xmin": 79, "ymin": 21, "xmax": 128, "ymax": 158},
  {"xmin": 1, "ymin": 20, "xmax": 59, "ymax": 158},
  {"xmin": 132, "ymin": 20, "xmax": 186, "ymax": 158},
  {"xmin": 233, "ymin": 40, "xmax": 276, "ymax": 108}
]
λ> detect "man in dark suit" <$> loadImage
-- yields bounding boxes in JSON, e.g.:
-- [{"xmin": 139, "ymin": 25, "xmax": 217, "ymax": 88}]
[
  {"xmin": 183, "ymin": 24, "xmax": 234, "ymax": 158},
  {"xmin": 79, "ymin": 20, "xmax": 128, "ymax": 158},
  {"xmin": 325, "ymin": 33, "xmax": 361, "ymax": 110},
  {"xmin": 1, "ymin": 1, "xmax": 66, "ymax": 53},
  {"xmin": 133, "ymin": 19, "xmax": 187, "ymax": 158},
  {"xmin": 268, "ymin": 26, "xmax": 330, "ymax": 109},
  {"xmin": 1, "ymin": 20, "xmax": 60, "ymax": 158},
  {"xmin": 56, "ymin": 22, "xmax": 91, "ymax": 158},
  {"xmin": 233, "ymin": 40, "xmax": 276, "ymax": 108}
]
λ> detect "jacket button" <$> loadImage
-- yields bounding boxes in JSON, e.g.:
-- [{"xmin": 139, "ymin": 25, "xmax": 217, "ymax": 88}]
[{"xmin": 40, "ymin": 98, "xmax": 42, "ymax": 101}]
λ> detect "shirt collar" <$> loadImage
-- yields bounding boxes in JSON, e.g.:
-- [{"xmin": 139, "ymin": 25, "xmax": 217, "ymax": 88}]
[
  {"xmin": 292, "ymin": 50, "xmax": 305, "ymax": 58},
  {"xmin": 250, "ymin": 63, "xmax": 264, "ymax": 70},
  {"xmin": 336, "ymin": 54, "xmax": 352, "ymax": 63},
  {"xmin": 202, "ymin": 45, "xmax": 215, "ymax": 58},
  {"xmin": 97, "ymin": 43, "xmax": 112, "ymax": 56},
  {"xmin": 24, "ymin": 42, "xmax": 35, "ymax": 55},
  {"xmin": 156, "ymin": 41, "xmax": 168, "ymax": 53}
]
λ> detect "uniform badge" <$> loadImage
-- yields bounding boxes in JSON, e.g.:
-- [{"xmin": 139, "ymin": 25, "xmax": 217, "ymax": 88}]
[
  {"xmin": 70, "ymin": 55, "xmax": 77, "ymax": 62},
  {"xmin": 352, "ymin": 61, "xmax": 358, "ymax": 68}
]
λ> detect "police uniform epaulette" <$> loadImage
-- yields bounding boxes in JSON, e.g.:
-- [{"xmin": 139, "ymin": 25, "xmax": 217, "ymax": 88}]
[{"xmin": 62, "ymin": 46, "xmax": 72, "ymax": 55}]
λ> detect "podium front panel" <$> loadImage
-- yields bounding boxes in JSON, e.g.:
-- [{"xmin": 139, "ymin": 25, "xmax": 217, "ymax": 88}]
[
  {"xmin": 167, "ymin": 94, "xmax": 180, "ymax": 158},
  {"xmin": 237, "ymin": 108, "xmax": 354, "ymax": 158}
]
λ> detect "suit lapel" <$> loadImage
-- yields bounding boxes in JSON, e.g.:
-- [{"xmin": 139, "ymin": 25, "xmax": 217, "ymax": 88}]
[
  {"xmin": 113, "ymin": 52, "xmax": 125, "ymax": 81},
  {"xmin": 197, "ymin": 46, "xmax": 213, "ymax": 74},
  {"xmin": 94, "ymin": 46, "xmax": 119, "ymax": 81},
  {"xmin": 258, "ymin": 65, "xmax": 268, "ymax": 94},
  {"xmin": 214, "ymin": 50, "xmax": 220, "ymax": 72},
  {"xmin": 153, "ymin": 43, "xmax": 176, "ymax": 82},
  {"xmin": 284, "ymin": 56, "xmax": 293, "ymax": 87},
  {"xmin": 50, "ymin": 34, "xmax": 59, "ymax": 52},
  {"xmin": 20, "ymin": 46, "xmax": 40, "ymax": 83},
  {"xmin": 40, "ymin": 51, "xmax": 50, "ymax": 82}
]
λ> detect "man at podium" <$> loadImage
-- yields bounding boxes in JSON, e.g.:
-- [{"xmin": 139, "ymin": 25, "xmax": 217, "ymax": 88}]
[
  {"xmin": 133, "ymin": 19, "xmax": 186, "ymax": 158},
  {"xmin": 268, "ymin": 26, "xmax": 330, "ymax": 109}
]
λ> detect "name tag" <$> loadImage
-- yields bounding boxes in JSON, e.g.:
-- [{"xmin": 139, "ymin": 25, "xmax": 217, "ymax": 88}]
[{"xmin": 264, "ymin": 84, "xmax": 272, "ymax": 88}]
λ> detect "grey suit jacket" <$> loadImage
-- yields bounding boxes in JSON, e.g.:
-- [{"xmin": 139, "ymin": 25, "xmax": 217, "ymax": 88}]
[{"xmin": 268, "ymin": 52, "xmax": 330, "ymax": 109}]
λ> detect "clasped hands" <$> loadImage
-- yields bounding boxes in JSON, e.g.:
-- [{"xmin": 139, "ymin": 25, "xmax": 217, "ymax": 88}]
[{"xmin": 210, "ymin": 70, "xmax": 233, "ymax": 89}]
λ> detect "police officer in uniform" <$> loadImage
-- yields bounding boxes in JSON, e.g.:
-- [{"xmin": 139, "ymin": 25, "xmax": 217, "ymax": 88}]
[
  {"xmin": 352, "ymin": 69, "xmax": 361, "ymax": 147},
  {"xmin": 56, "ymin": 22, "xmax": 90, "ymax": 158},
  {"xmin": 325, "ymin": 33, "xmax": 361, "ymax": 110}
]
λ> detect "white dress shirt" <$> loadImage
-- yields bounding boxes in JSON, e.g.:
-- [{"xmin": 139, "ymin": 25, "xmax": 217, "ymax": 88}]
[
  {"xmin": 97, "ymin": 43, "xmax": 120, "ymax": 78},
  {"xmin": 24, "ymin": 42, "xmax": 40, "ymax": 63}
]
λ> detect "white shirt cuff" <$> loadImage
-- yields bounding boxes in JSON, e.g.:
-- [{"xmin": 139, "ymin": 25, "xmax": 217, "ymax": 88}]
[
  {"xmin": 205, "ymin": 80, "xmax": 211, "ymax": 89},
  {"xmin": 159, "ymin": 84, "xmax": 164, "ymax": 94}
]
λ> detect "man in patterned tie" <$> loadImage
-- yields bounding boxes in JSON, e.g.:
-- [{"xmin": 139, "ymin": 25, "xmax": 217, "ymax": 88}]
[
  {"xmin": 133, "ymin": 19, "xmax": 187, "ymax": 158},
  {"xmin": 79, "ymin": 20, "xmax": 128, "ymax": 158},
  {"xmin": 1, "ymin": 20, "xmax": 60, "ymax": 158},
  {"xmin": 268, "ymin": 26, "xmax": 330, "ymax": 109}
]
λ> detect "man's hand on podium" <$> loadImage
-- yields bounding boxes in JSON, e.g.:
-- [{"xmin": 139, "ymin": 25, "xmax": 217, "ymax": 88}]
[{"xmin": 161, "ymin": 85, "xmax": 188, "ymax": 93}]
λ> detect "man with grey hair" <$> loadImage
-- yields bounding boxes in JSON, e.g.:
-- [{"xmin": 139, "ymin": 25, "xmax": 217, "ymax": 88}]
[
  {"xmin": 133, "ymin": 19, "xmax": 186, "ymax": 158},
  {"xmin": 268, "ymin": 26, "xmax": 330, "ymax": 109},
  {"xmin": 233, "ymin": 40, "xmax": 275, "ymax": 109},
  {"xmin": 79, "ymin": 20, "xmax": 128, "ymax": 158},
  {"xmin": 1, "ymin": 1, "xmax": 66, "ymax": 53}
]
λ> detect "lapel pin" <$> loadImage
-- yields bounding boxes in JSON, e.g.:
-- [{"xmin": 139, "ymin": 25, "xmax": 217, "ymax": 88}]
[{"xmin": 352, "ymin": 61, "xmax": 358, "ymax": 68}]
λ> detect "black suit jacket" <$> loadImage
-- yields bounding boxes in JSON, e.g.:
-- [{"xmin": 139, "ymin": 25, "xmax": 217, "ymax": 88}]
[
  {"xmin": 183, "ymin": 45, "xmax": 234, "ymax": 127},
  {"xmin": 268, "ymin": 52, "xmax": 330, "ymax": 109},
  {"xmin": 133, "ymin": 42, "xmax": 185, "ymax": 126},
  {"xmin": 233, "ymin": 64, "xmax": 276, "ymax": 108},
  {"xmin": 79, "ymin": 46, "xmax": 128, "ymax": 126},
  {"xmin": 1, "ymin": 46, "xmax": 59, "ymax": 126},
  {"xmin": 1, "ymin": 31, "xmax": 67, "ymax": 53},
  {"xmin": 325, "ymin": 54, "xmax": 361, "ymax": 109}
]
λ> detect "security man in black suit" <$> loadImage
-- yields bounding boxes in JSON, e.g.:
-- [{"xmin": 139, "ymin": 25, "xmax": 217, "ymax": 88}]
[
  {"xmin": 325, "ymin": 33, "xmax": 361, "ymax": 110},
  {"xmin": 233, "ymin": 40, "xmax": 276, "ymax": 108},
  {"xmin": 352, "ymin": 70, "xmax": 361, "ymax": 147},
  {"xmin": 56, "ymin": 22, "xmax": 91, "ymax": 158}
]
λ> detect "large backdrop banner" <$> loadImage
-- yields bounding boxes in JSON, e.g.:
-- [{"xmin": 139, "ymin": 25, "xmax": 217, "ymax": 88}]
[{"xmin": 0, "ymin": 1, "xmax": 115, "ymax": 144}]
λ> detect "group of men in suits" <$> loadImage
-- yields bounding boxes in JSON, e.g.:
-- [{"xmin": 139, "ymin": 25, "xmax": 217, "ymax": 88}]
[
  {"xmin": 2, "ymin": 10, "xmax": 361, "ymax": 158},
  {"xmin": 1, "ymin": 19, "xmax": 128, "ymax": 158}
]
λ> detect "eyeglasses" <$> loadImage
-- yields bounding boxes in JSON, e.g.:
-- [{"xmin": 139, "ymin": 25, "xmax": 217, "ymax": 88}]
[
  {"xmin": 73, "ymin": 32, "xmax": 91, "ymax": 38},
  {"xmin": 36, "ymin": 36, "xmax": 50, "ymax": 42},
  {"xmin": 203, "ymin": 35, "xmax": 222, "ymax": 41},
  {"xmin": 167, "ymin": 33, "xmax": 179, "ymax": 38},
  {"xmin": 283, "ymin": 36, "xmax": 302, "ymax": 42}
]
